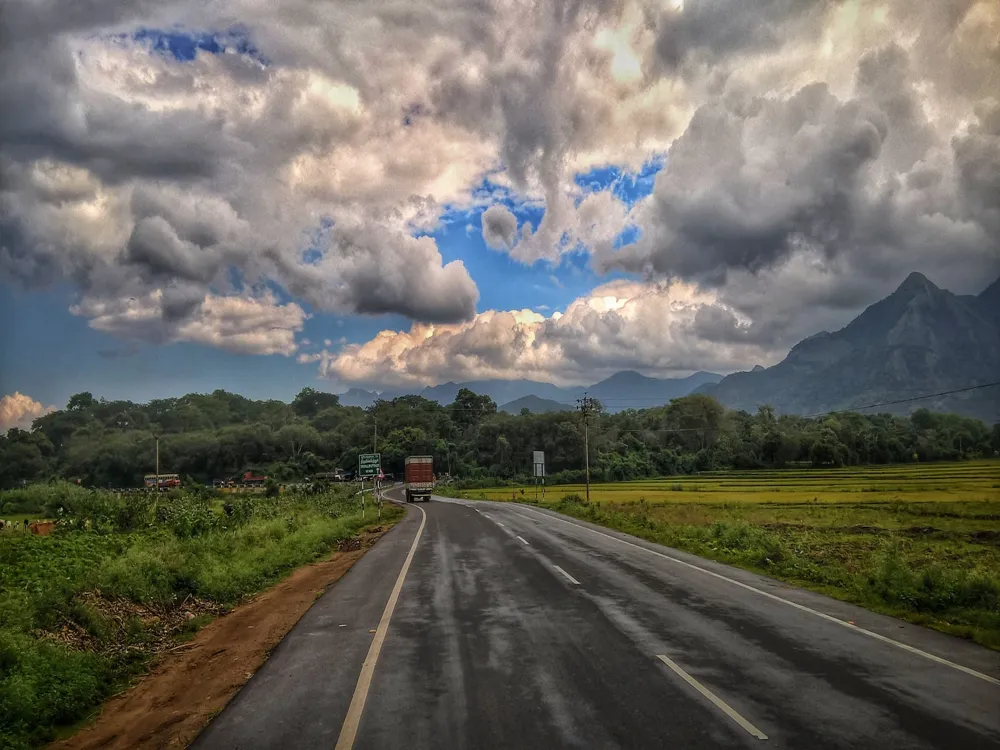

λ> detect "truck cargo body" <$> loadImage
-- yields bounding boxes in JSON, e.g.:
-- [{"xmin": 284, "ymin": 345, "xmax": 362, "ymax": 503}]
[{"xmin": 404, "ymin": 456, "xmax": 434, "ymax": 502}]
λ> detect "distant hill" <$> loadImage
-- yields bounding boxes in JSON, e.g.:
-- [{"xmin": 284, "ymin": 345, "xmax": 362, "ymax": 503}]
[
  {"xmin": 499, "ymin": 395, "xmax": 575, "ymax": 414},
  {"xmin": 423, "ymin": 379, "xmax": 577, "ymax": 406},
  {"xmin": 702, "ymin": 272, "xmax": 1000, "ymax": 422},
  {"xmin": 337, "ymin": 371, "xmax": 722, "ymax": 412},
  {"xmin": 583, "ymin": 370, "xmax": 723, "ymax": 409}
]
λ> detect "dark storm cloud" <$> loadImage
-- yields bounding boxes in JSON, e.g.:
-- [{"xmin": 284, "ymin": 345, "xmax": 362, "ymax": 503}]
[
  {"xmin": 653, "ymin": 0, "xmax": 830, "ymax": 71},
  {"xmin": 268, "ymin": 221, "xmax": 479, "ymax": 324},
  {"xmin": 600, "ymin": 82, "xmax": 889, "ymax": 283}
]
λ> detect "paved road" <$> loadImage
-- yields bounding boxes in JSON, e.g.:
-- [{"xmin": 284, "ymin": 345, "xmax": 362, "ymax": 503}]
[{"xmin": 194, "ymin": 494, "xmax": 1000, "ymax": 749}]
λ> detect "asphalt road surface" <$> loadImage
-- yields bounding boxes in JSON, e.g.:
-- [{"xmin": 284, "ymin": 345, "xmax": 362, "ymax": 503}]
[{"xmin": 194, "ymin": 492, "xmax": 1000, "ymax": 749}]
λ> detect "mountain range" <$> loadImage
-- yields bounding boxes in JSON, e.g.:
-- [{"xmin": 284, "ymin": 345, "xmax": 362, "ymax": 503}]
[
  {"xmin": 698, "ymin": 272, "xmax": 1000, "ymax": 422},
  {"xmin": 337, "ymin": 271, "xmax": 1000, "ymax": 421},
  {"xmin": 338, "ymin": 371, "xmax": 724, "ymax": 413}
]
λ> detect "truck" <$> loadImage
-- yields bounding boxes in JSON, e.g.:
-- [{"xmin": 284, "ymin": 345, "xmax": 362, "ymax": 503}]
[{"xmin": 404, "ymin": 456, "xmax": 434, "ymax": 503}]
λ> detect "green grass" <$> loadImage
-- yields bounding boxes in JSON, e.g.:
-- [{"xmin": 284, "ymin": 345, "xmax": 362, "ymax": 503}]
[
  {"xmin": 446, "ymin": 460, "xmax": 1000, "ymax": 649},
  {"xmin": 0, "ymin": 488, "xmax": 402, "ymax": 750}
]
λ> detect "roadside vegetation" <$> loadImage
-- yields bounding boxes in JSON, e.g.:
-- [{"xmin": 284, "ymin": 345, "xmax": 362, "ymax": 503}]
[
  {"xmin": 0, "ymin": 484, "xmax": 400, "ymax": 750},
  {"xmin": 444, "ymin": 461, "xmax": 1000, "ymax": 650},
  {"xmin": 2, "ymin": 387, "xmax": 998, "ymax": 492}
]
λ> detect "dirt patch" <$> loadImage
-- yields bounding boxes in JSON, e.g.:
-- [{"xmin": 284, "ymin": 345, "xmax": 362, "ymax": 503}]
[
  {"xmin": 39, "ymin": 591, "xmax": 228, "ymax": 656},
  {"xmin": 49, "ymin": 527, "xmax": 391, "ymax": 750}
]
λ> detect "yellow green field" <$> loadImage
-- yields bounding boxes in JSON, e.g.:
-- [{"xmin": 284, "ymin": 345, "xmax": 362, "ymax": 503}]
[
  {"xmin": 445, "ymin": 460, "xmax": 1000, "ymax": 648},
  {"xmin": 458, "ymin": 460, "xmax": 1000, "ymax": 506}
]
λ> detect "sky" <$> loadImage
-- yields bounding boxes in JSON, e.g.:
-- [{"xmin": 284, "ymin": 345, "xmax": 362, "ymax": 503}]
[{"xmin": 1, "ymin": 0, "xmax": 999, "ymax": 430}]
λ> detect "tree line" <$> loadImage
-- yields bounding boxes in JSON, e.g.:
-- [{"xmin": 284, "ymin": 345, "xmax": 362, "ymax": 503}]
[{"xmin": 1, "ymin": 387, "xmax": 997, "ymax": 489}]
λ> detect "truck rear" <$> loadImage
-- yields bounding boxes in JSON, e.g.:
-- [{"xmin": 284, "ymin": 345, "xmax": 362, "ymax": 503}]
[{"xmin": 404, "ymin": 456, "xmax": 434, "ymax": 502}]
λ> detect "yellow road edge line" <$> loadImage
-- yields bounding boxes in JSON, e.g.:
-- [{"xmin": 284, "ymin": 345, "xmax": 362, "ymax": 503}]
[
  {"xmin": 335, "ymin": 504, "xmax": 427, "ymax": 750},
  {"xmin": 656, "ymin": 654, "xmax": 768, "ymax": 740},
  {"xmin": 509, "ymin": 505, "xmax": 1000, "ymax": 687}
]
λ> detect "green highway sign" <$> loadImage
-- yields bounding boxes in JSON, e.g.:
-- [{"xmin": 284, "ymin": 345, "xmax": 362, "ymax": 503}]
[{"xmin": 359, "ymin": 453, "xmax": 381, "ymax": 477}]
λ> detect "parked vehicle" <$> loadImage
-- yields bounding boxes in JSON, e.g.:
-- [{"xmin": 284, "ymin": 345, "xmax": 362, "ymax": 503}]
[
  {"xmin": 404, "ymin": 456, "xmax": 434, "ymax": 503},
  {"xmin": 313, "ymin": 469, "xmax": 345, "ymax": 482},
  {"xmin": 237, "ymin": 471, "xmax": 267, "ymax": 487},
  {"xmin": 144, "ymin": 473, "xmax": 181, "ymax": 489}
]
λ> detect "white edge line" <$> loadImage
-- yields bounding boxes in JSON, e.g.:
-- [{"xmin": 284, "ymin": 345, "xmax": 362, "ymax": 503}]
[
  {"xmin": 553, "ymin": 565, "xmax": 581, "ymax": 585},
  {"xmin": 335, "ymin": 504, "xmax": 427, "ymax": 750},
  {"xmin": 516, "ymin": 535, "xmax": 530, "ymax": 545},
  {"xmin": 509, "ymin": 504, "xmax": 1000, "ymax": 687},
  {"xmin": 656, "ymin": 654, "xmax": 767, "ymax": 740}
]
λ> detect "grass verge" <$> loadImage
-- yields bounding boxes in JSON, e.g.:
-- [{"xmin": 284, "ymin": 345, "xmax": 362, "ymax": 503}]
[{"xmin": 0, "ymin": 488, "xmax": 401, "ymax": 750}]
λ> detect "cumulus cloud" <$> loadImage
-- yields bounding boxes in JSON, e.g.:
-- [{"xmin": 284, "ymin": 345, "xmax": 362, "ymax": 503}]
[
  {"xmin": 0, "ymin": 393, "xmax": 57, "ymax": 433},
  {"xmin": 598, "ymin": 37, "xmax": 1000, "ymax": 303},
  {"xmin": 482, "ymin": 205, "xmax": 518, "ymax": 250},
  {"xmin": 71, "ymin": 290, "xmax": 307, "ymax": 356},
  {"xmin": 317, "ymin": 280, "xmax": 785, "ymax": 387},
  {"xmin": 1, "ymin": 0, "xmax": 998, "ymax": 372}
]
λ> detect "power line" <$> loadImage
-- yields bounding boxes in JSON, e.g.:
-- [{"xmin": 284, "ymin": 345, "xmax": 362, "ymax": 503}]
[{"xmin": 801, "ymin": 381, "xmax": 1000, "ymax": 418}]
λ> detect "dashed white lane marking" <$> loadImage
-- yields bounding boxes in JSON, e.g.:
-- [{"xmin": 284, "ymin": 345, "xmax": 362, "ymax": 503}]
[
  {"xmin": 553, "ymin": 565, "xmax": 580, "ymax": 585},
  {"xmin": 497, "ymin": 522, "xmax": 505, "ymax": 528},
  {"xmin": 511, "ymin": 505, "xmax": 1000, "ymax": 687},
  {"xmin": 516, "ymin": 535, "xmax": 529, "ymax": 545},
  {"xmin": 335, "ymin": 504, "xmax": 427, "ymax": 750},
  {"xmin": 656, "ymin": 654, "xmax": 768, "ymax": 740}
]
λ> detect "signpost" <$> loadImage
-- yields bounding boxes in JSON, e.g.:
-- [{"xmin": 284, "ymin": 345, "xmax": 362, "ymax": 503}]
[
  {"xmin": 533, "ymin": 450, "xmax": 545, "ymax": 502},
  {"xmin": 359, "ymin": 453, "xmax": 381, "ymax": 477},
  {"xmin": 358, "ymin": 454, "xmax": 380, "ymax": 518}
]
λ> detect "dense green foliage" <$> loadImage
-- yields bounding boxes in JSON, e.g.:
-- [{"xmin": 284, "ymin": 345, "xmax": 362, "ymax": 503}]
[
  {"xmin": 2, "ymin": 387, "xmax": 997, "ymax": 490},
  {"xmin": 0, "ymin": 486, "xmax": 399, "ymax": 750}
]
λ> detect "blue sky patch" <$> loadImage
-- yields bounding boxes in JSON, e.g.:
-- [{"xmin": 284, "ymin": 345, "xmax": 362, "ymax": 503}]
[
  {"xmin": 574, "ymin": 154, "xmax": 665, "ymax": 207},
  {"xmin": 131, "ymin": 27, "xmax": 267, "ymax": 64}
]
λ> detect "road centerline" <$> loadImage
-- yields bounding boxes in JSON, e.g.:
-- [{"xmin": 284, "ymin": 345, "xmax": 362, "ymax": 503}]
[
  {"xmin": 335, "ymin": 504, "xmax": 427, "ymax": 750},
  {"xmin": 655, "ymin": 654, "xmax": 768, "ymax": 740},
  {"xmin": 553, "ymin": 565, "xmax": 581, "ymax": 585}
]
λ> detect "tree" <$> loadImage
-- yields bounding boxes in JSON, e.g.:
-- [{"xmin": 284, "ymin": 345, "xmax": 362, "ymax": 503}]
[
  {"xmin": 665, "ymin": 394, "xmax": 725, "ymax": 452},
  {"xmin": 292, "ymin": 387, "xmax": 341, "ymax": 417},
  {"xmin": 450, "ymin": 388, "xmax": 497, "ymax": 432},
  {"xmin": 67, "ymin": 392, "xmax": 96, "ymax": 411},
  {"xmin": 276, "ymin": 423, "xmax": 321, "ymax": 459}
]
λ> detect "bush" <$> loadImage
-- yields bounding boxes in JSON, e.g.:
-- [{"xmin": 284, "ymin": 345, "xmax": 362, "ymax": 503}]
[
  {"xmin": 0, "ymin": 487, "xmax": 399, "ymax": 749},
  {"xmin": 863, "ymin": 543, "xmax": 1000, "ymax": 614}
]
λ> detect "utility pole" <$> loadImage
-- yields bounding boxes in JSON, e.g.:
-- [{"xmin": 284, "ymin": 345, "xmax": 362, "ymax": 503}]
[
  {"xmin": 153, "ymin": 434, "xmax": 160, "ymax": 493},
  {"xmin": 577, "ymin": 394, "xmax": 597, "ymax": 504}
]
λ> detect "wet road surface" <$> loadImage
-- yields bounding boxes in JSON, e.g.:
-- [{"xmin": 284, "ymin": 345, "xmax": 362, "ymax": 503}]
[{"xmin": 194, "ymin": 493, "xmax": 1000, "ymax": 749}]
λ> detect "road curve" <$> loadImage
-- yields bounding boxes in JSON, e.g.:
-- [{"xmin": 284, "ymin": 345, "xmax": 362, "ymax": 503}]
[{"xmin": 193, "ymin": 493, "xmax": 1000, "ymax": 749}]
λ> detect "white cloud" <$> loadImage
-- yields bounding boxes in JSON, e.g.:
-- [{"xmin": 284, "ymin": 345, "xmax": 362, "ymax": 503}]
[
  {"xmin": 0, "ymin": 393, "xmax": 57, "ymax": 433},
  {"xmin": 318, "ymin": 280, "xmax": 785, "ymax": 387},
  {"xmin": 71, "ymin": 290, "xmax": 307, "ymax": 356}
]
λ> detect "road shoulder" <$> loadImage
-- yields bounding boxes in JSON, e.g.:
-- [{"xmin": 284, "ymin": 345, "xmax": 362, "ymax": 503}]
[{"xmin": 49, "ymin": 524, "xmax": 398, "ymax": 750}]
